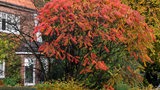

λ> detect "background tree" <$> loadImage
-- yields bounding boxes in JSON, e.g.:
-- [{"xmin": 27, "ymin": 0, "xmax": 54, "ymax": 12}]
[
  {"xmin": 32, "ymin": 0, "xmax": 50, "ymax": 9},
  {"xmin": 34, "ymin": 0, "xmax": 155, "ymax": 89},
  {"xmin": 0, "ymin": 34, "xmax": 21, "ymax": 86},
  {"xmin": 121, "ymin": 0, "xmax": 160, "ymax": 87}
]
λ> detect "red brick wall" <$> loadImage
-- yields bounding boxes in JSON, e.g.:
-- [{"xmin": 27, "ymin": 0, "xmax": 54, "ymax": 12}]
[{"xmin": 0, "ymin": 5, "xmax": 37, "ymax": 85}]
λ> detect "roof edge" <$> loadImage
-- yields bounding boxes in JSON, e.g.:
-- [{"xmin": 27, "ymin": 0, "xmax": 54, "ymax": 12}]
[{"xmin": 0, "ymin": 1, "xmax": 36, "ymax": 13}]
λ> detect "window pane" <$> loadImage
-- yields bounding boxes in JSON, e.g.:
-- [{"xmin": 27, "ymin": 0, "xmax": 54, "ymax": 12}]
[
  {"xmin": 0, "ymin": 22, "xmax": 2, "ymax": 30},
  {"xmin": 2, "ymin": 19, "xmax": 6, "ymax": 30},
  {"xmin": 0, "ymin": 62, "xmax": 4, "ymax": 76},
  {"xmin": 25, "ymin": 65, "xmax": 33, "ymax": 83},
  {"xmin": 24, "ymin": 58, "xmax": 35, "ymax": 84}
]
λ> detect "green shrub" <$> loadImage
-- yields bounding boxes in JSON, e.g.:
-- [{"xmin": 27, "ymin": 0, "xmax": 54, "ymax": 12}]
[
  {"xmin": 3, "ymin": 76, "xmax": 21, "ymax": 86},
  {"xmin": 36, "ymin": 79, "xmax": 88, "ymax": 90},
  {"xmin": 130, "ymin": 84, "xmax": 154, "ymax": 90},
  {"xmin": 114, "ymin": 83, "xmax": 130, "ymax": 90},
  {"xmin": 36, "ymin": 82, "xmax": 54, "ymax": 90},
  {"xmin": 53, "ymin": 80, "xmax": 87, "ymax": 90}
]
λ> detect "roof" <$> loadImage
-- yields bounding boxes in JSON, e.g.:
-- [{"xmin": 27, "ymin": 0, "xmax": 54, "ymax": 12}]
[
  {"xmin": 16, "ymin": 41, "xmax": 42, "ymax": 53},
  {"xmin": 0, "ymin": 0, "xmax": 36, "ymax": 10}
]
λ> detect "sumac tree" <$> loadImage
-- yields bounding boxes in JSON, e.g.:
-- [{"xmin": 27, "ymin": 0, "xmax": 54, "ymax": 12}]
[{"xmin": 34, "ymin": 0, "xmax": 155, "ymax": 89}]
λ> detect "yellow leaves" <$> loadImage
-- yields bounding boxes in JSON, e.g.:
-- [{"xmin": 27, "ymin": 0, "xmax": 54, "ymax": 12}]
[{"xmin": 139, "ymin": 0, "xmax": 145, "ymax": 5}]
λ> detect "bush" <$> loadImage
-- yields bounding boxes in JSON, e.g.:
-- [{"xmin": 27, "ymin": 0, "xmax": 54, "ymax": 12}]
[
  {"xmin": 36, "ymin": 82, "xmax": 54, "ymax": 90},
  {"xmin": 3, "ymin": 77, "xmax": 21, "ymax": 86},
  {"xmin": 36, "ymin": 79, "xmax": 88, "ymax": 90},
  {"xmin": 53, "ymin": 80, "xmax": 87, "ymax": 90},
  {"xmin": 114, "ymin": 83, "xmax": 130, "ymax": 90}
]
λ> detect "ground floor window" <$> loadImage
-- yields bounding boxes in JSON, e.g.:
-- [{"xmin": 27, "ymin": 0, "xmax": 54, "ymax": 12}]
[
  {"xmin": 24, "ymin": 57, "xmax": 35, "ymax": 86},
  {"xmin": 0, "ymin": 60, "xmax": 5, "ymax": 78}
]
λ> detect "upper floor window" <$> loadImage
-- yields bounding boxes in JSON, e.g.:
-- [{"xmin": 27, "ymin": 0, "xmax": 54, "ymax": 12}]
[{"xmin": 0, "ymin": 12, "xmax": 20, "ymax": 34}]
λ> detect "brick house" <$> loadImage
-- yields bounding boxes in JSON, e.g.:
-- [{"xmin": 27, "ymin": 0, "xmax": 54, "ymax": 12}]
[{"xmin": 0, "ymin": 0, "xmax": 42, "ymax": 86}]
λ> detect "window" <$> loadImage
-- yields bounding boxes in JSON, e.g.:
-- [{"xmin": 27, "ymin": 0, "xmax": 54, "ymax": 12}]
[
  {"xmin": 36, "ymin": 31, "xmax": 43, "ymax": 42},
  {"xmin": 34, "ymin": 14, "xmax": 42, "ymax": 42},
  {"xmin": 0, "ymin": 60, "xmax": 5, "ymax": 78},
  {"xmin": 24, "ymin": 57, "xmax": 35, "ymax": 86},
  {"xmin": 2, "ymin": 19, "xmax": 6, "ymax": 30},
  {"xmin": 0, "ymin": 12, "xmax": 20, "ymax": 34},
  {"xmin": 41, "ymin": 58, "xmax": 48, "ymax": 73}
]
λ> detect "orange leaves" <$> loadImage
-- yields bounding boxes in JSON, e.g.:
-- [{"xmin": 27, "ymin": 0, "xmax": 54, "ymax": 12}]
[
  {"xmin": 45, "ymin": 26, "xmax": 53, "ymax": 36},
  {"xmin": 127, "ymin": 66, "xmax": 133, "ymax": 73},
  {"xmin": 82, "ymin": 53, "xmax": 109, "ymax": 72},
  {"xmin": 103, "ymin": 15, "xmax": 114, "ymax": 23},
  {"xmin": 82, "ymin": 58, "xmax": 89, "ymax": 66},
  {"xmin": 55, "ymin": 51, "xmax": 66, "ymax": 60},
  {"xmin": 67, "ymin": 53, "xmax": 80, "ymax": 63},
  {"xmin": 95, "ymin": 61, "xmax": 109, "ymax": 71},
  {"xmin": 91, "ymin": 53, "xmax": 97, "ymax": 58},
  {"xmin": 38, "ymin": 42, "xmax": 56, "ymax": 57},
  {"xmin": 50, "ymin": 16, "xmax": 58, "ymax": 23},
  {"xmin": 80, "ymin": 67, "xmax": 92, "ymax": 74},
  {"xmin": 76, "ymin": 21, "xmax": 91, "ymax": 31},
  {"xmin": 55, "ymin": 34, "xmax": 65, "ymax": 43},
  {"xmin": 70, "ymin": 36, "xmax": 77, "ymax": 44},
  {"xmin": 104, "ymin": 46, "xmax": 110, "ymax": 53},
  {"xmin": 35, "ymin": 0, "xmax": 155, "ymax": 78},
  {"xmin": 114, "ymin": 11, "xmax": 123, "ymax": 18},
  {"xmin": 104, "ymin": 85, "xmax": 115, "ymax": 90}
]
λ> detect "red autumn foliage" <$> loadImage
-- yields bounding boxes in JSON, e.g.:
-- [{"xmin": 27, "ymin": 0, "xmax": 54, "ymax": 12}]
[{"xmin": 34, "ymin": 0, "xmax": 155, "ymax": 73}]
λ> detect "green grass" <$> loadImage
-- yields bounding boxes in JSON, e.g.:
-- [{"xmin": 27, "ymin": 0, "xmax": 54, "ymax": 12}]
[{"xmin": 0, "ymin": 87, "xmax": 36, "ymax": 90}]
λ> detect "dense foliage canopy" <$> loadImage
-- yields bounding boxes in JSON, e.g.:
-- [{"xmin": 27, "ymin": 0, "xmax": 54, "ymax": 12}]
[{"xmin": 34, "ymin": 0, "xmax": 156, "ymax": 88}]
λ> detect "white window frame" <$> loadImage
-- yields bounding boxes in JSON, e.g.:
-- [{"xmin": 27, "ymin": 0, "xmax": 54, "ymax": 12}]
[
  {"xmin": 0, "ymin": 60, "xmax": 5, "ymax": 78},
  {"xmin": 0, "ymin": 12, "xmax": 20, "ymax": 34},
  {"xmin": 24, "ymin": 57, "xmax": 36, "ymax": 86}
]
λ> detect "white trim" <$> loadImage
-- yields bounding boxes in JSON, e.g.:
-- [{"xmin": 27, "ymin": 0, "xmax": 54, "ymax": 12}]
[
  {"xmin": 24, "ymin": 57, "xmax": 36, "ymax": 86},
  {"xmin": 0, "ymin": 60, "xmax": 5, "ymax": 78},
  {"xmin": 0, "ymin": 30, "xmax": 20, "ymax": 34},
  {"xmin": 15, "ymin": 52, "xmax": 40, "ymax": 55}
]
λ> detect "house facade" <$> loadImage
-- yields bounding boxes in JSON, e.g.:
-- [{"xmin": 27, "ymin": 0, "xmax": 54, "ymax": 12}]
[{"xmin": 0, "ymin": 0, "xmax": 41, "ymax": 86}]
